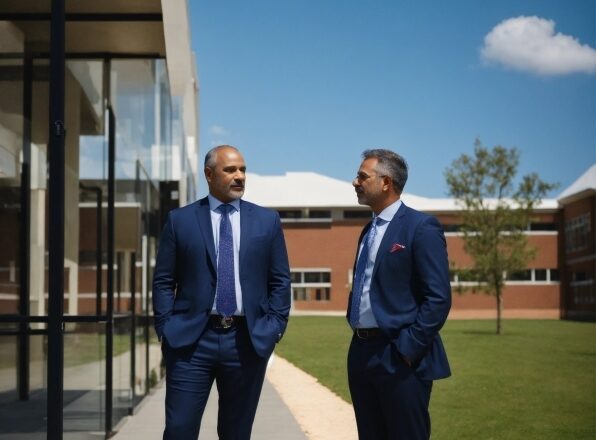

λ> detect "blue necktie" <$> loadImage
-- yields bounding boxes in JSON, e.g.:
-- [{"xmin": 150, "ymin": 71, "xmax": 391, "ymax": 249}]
[
  {"xmin": 216, "ymin": 204, "xmax": 237, "ymax": 317},
  {"xmin": 349, "ymin": 218, "xmax": 379, "ymax": 328}
]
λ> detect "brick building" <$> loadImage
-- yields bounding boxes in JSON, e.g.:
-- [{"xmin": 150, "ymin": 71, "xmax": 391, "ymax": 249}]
[
  {"xmin": 242, "ymin": 168, "xmax": 594, "ymax": 320},
  {"xmin": 558, "ymin": 165, "xmax": 596, "ymax": 320}
]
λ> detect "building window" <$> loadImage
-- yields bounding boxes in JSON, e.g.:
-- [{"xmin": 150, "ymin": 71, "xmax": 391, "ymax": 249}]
[
  {"xmin": 442, "ymin": 224, "xmax": 461, "ymax": 233},
  {"xmin": 291, "ymin": 269, "xmax": 331, "ymax": 301},
  {"xmin": 304, "ymin": 272, "xmax": 330, "ymax": 283},
  {"xmin": 529, "ymin": 222, "xmax": 557, "ymax": 231},
  {"xmin": 534, "ymin": 269, "xmax": 547, "ymax": 281},
  {"xmin": 507, "ymin": 270, "xmax": 532, "ymax": 281},
  {"xmin": 550, "ymin": 269, "xmax": 560, "ymax": 282},
  {"xmin": 343, "ymin": 210, "xmax": 372, "ymax": 219},
  {"xmin": 571, "ymin": 275, "xmax": 595, "ymax": 305},
  {"xmin": 278, "ymin": 210, "xmax": 302, "ymax": 219},
  {"xmin": 565, "ymin": 213, "xmax": 591, "ymax": 253},
  {"xmin": 309, "ymin": 210, "xmax": 331, "ymax": 219},
  {"xmin": 450, "ymin": 268, "xmax": 560, "ymax": 285}
]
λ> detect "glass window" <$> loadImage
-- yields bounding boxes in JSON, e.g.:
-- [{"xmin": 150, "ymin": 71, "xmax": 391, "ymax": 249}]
[
  {"xmin": 304, "ymin": 272, "xmax": 321, "ymax": 283},
  {"xmin": 291, "ymin": 270, "xmax": 331, "ymax": 301},
  {"xmin": 315, "ymin": 288, "xmax": 330, "ymax": 301},
  {"xmin": 344, "ymin": 210, "xmax": 372, "ymax": 219},
  {"xmin": 508, "ymin": 270, "xmax": 532, "ymax": 281},
  {"xmin": 309, "ymin": 210, "xmax": 331, "ymax": 219},
  {"xmin": 0, "ymin": 58, "xmax": 24, "ymax": 315},
  {"xmin": 442, "ymin": 224, "xmax": 461, "ymax": 232},
  {"xmin": 565, "ymin": 213, "xmax": 591, "ymax": 253},
  {"xmin": 458, "ymin": 269, "xmax": 479, "ymax": 282},
  {"xmin": 529, "ymin": 222, "xmax": 557, "ymax": 231},
  {"xmin": 293, "ymin": 287, "xmax": 308, "ymax": 301},
  {"xmin": 550, "ymin": 269, "xmax": 560, "ymax": 282},
  {"xmin": 534, "ymin": 269, "xmax": 547, "ymax": 281},
  {"xmin": 278, "ymin": 210, "xmax": 302, "ymax": 219},
  {"xmin": 571, "ymin": 278, "xmax": 594, "ymax": 305}
]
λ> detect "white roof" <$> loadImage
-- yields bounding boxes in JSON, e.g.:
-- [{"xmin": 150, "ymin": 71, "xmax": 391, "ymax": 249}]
[
  {"xmin": 557, "ymin": 164, "xmax": 596, "ymax": 204},
  {"xmin": 243, "ymin": 172, "xmax": 358, "ymax": 208},
  {"xmin": 243, "ymin": 172, "xmax": 558, "ymax": 212}
]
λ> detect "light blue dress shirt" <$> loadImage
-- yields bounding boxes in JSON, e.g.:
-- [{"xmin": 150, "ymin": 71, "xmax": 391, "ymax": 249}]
[
  {"xmin": 208, "ymin": 195, "xmax": 243, "ymax": 315},
  {"xmin": 356, "ymin": 199, "xmax": 402, "ymax": 328}
]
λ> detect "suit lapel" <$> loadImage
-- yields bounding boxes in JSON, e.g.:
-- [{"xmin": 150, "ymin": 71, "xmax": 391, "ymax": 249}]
[
  {"xmin": 195, "ymin": 197, "xmax": 216, "ymax": 270},
  {"xmin": 239, "ymin": 200, "xmax": 253, "ymax": 267},
  {"xmin": 371, "ymin": 202, "xmax": 407, "ymax": 280},
  {"xmin": 353, "ymin": 220, "xmax": 372, "ymax": 274}
]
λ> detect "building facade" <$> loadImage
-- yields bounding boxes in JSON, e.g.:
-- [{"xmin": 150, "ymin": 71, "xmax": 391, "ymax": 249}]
[
  {"xmin": 0, "ymin": 1, "xmax": 199, "ymax": 438},
  {"xmin": 243, "ymin": 169, "xmax": 594, "ymax": 320},
  {"xmin": 558, "ymin": 165, "xmax": 596, "ymax": 320}
]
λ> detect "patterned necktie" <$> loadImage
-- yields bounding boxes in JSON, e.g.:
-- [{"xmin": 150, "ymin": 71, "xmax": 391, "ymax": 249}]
[
  {"xmin": 349, "ymin": 218, "xmax": 379, "ymax": 328},
  {"xmin": 216, "ymin": 204, "xmax": 237, "ymax": 317}
]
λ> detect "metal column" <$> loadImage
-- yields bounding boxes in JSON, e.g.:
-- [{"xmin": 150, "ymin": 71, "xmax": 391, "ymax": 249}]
[{"xmin": 47, "ymin": 0, "xmax": 65, "ymax": 438}]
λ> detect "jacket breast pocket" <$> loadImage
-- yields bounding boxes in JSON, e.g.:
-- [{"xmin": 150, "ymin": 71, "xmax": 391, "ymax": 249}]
[{"xmin": 385, "ymin": 249, "xmax": 411, "ymax": 273}]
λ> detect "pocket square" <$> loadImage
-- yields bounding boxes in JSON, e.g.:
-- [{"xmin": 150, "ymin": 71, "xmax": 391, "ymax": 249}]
[{"xmin": 390, "ymin": 243, "xmax": 406, "ymax": 253}]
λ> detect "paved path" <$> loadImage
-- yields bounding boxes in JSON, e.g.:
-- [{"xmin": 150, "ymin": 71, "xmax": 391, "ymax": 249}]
[{"xmin": 112, "ymin": 359, "xmax": 307, "ymax": 440}]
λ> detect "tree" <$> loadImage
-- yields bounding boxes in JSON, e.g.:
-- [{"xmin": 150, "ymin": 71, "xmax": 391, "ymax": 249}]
[{"xmin": 445, "ymin": 140, "xmax": 557, "ymax": 334}]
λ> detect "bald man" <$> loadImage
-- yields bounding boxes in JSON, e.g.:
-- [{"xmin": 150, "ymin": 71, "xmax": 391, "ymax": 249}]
[{"xmin": 153, "ymin": 145, "xmax": 291, "ymax": 439}]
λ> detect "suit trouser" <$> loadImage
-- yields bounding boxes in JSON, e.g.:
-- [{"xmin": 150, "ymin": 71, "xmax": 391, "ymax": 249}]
[
  {"xmin": 162, "ymin": 321, "xmax": 268, "ymax": 440},
  {"xmin": 348, "ymin": 334, "xmax": 432, "ymax": 440}
]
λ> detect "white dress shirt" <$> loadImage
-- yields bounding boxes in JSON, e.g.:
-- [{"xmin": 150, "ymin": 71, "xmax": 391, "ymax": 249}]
[
  {"xmin": 208, "ymin": 195, "xmax": 243, "ymax": 315},
  {"xmin": 356, "ymin": 199, "xmax": 402, "ymax": 328}
]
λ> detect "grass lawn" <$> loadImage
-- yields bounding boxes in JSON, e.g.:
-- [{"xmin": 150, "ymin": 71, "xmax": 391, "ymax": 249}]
[
  {"xmin": 0, "ymin": 333, "xmax": 143, "ymax": 369},
  {"xmin": 275, "ymin": 317, "xmax": 596, "ymax": 440}
]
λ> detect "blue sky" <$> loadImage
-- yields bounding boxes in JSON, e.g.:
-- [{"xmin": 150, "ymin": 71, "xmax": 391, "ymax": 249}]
[{"xmin": 189, "ymin": 0, "xmax": 595, "ymax": 199}]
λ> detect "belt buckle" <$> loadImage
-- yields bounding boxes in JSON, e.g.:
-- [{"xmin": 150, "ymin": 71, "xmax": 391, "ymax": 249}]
[
  {"xmin": 220, "ymin": 316, "xmax": 234, "ymax": 329},
  {"xmin": 356, "ymin": 328, "xmax": 368, "ymax": 339}
]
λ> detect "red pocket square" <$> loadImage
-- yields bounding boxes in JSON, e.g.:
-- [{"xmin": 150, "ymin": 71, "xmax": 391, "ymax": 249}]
[{"xmin": 390, "ymin": 243, "xmax": 406, "ymax": 253}]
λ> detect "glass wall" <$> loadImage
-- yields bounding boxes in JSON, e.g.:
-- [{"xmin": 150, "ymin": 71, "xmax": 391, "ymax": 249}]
[
  {"xmin": 0, "ymin": 57, "xmax": 23, "ymax": 316},
  {"xmin": 0, "ymin": 52, "xmax": 181, "ymax": 438},
  {"xmin": 107, "ymin": 59, "xmax": 169, "ymax": 424},
  {"xmin": 0, "ymin": 17, "xmax": 51, "ymax": 437}
]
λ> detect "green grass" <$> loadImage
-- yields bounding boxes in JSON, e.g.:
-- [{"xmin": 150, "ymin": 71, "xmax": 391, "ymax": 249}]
[
  {"xmin": 0, "ymin": 333, "xmax": 143, "ymax": 369},
  {"xmin": 276, "ymin": 317, "xmax": 596, "ymax": 440},
  {"xmin": 63, "ymin": 333, "xmax": 134, "ymax": 367}
]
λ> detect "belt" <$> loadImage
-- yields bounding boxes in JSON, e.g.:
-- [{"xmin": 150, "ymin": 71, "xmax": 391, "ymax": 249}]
[
  {"xmin": 209, "ymin": 315, "xmax": 245, "ymax": 329},
  {"xmin": 354, "ymin": 327, "xmax": 385, "ymax": 340}
]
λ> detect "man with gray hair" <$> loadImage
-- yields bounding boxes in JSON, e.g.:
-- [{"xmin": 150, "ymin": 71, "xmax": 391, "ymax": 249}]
[{"xmin": 347, "ymin": 148, "xmax": 451, "ymax": 440}]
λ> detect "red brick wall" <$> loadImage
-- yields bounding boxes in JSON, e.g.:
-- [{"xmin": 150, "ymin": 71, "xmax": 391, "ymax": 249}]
[
  {"xmin": 283, "ymin": 214, "xmax": 562, "ymax": 316},
  {"xmin": 284, "ymin": 221, "xmax": 364, "ymax": 311}
]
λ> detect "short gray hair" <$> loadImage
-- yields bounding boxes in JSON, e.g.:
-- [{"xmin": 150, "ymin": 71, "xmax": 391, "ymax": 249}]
[
  {"xmin": 204, "ymin": 145, "xmax": 240, "ymax": 168},
  {"xmin": 362, "ymin": 149, "xmax": 408, "ymax": 193}
]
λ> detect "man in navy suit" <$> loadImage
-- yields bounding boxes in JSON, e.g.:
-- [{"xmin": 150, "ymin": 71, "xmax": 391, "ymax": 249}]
[
  {"xmin": 152, "ymin": 145, "xmax": 291, "ymax": 439},
  {"xmin": 347, "ymin": 149, "xmax": 451, "ymax": 440}
]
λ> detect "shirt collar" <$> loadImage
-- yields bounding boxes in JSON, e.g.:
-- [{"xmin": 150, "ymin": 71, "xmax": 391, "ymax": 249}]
[
  {"xmin": 375, "ymin": 199, "xmax": 402, "ymax": 224},
  {"xmin": 208, "ymin": 194, "xmax": 241, "ymax": 213}
]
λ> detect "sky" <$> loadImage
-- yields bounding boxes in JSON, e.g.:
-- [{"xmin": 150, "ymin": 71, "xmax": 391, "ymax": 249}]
[{"xmin": 189, "ymin": 0, "xmax": 595, "ymax": 199}]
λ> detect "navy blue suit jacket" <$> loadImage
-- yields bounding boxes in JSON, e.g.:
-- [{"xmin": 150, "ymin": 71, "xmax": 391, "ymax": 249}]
[
  {"xmin": 152, "ymin": 197, "xmax": 291, "ymax": 359},
  {"xmin": 347, "ymin": 202, "xmax": 452, "ymax": 380}
]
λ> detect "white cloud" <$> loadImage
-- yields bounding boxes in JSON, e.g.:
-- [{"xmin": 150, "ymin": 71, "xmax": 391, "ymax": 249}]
[
  {"xmin": 209, "ymin": 125, "xmax": 230, "ymax": 136},
  {"xmin": 481, "ymin": 16, "xmax": 596, "ymax": 75}
]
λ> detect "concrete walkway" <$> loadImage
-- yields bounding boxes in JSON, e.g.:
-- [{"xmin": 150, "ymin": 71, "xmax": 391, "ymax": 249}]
[{"xmin": 112, "ymin": 357, "xmax": 307, "ymax": 440}]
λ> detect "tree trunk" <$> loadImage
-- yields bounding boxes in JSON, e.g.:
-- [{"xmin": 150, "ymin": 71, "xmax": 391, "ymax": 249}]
[{"xmin": 496, "ymin": 286, "xmax": 502, "ymax": 335}]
